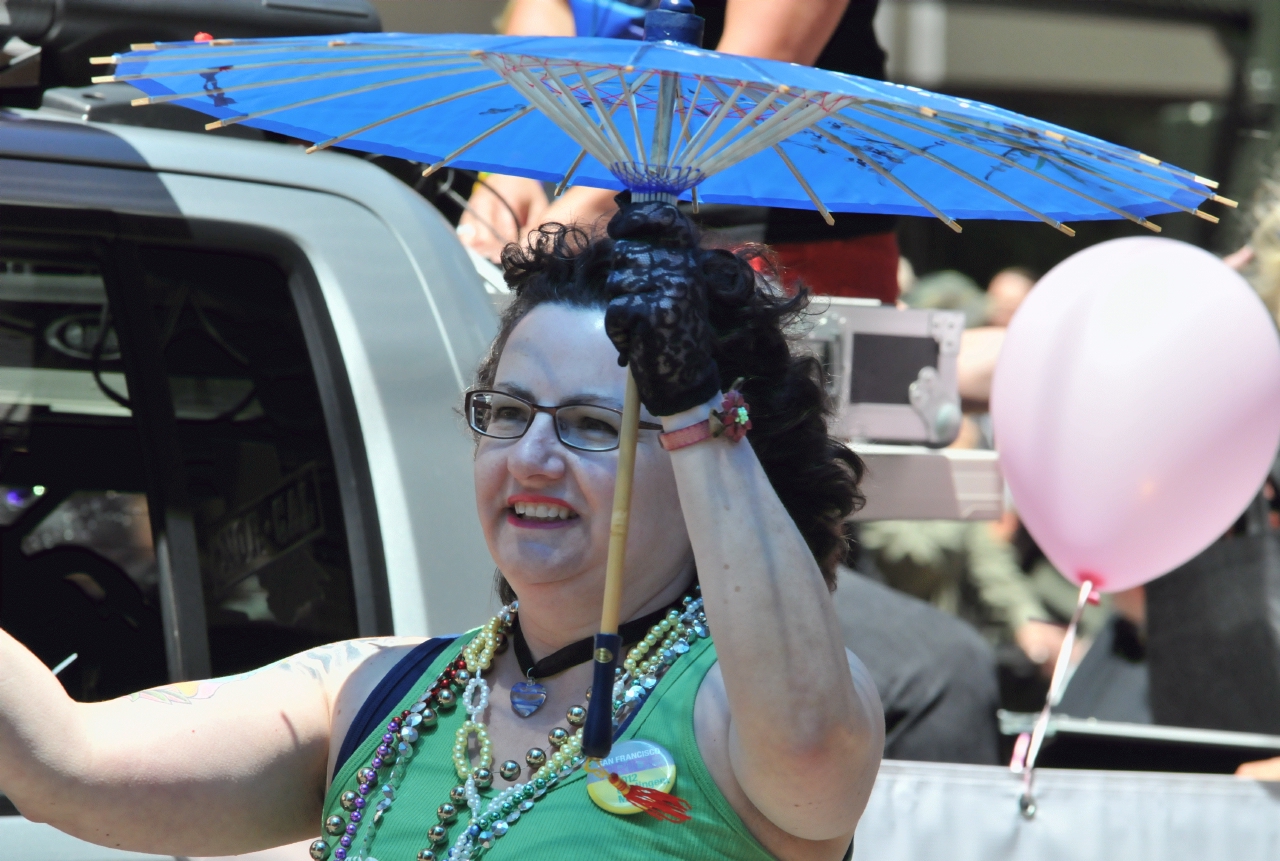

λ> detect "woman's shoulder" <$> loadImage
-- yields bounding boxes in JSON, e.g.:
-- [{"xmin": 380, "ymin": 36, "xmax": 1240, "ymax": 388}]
[
  {"xmin": 308, "ymin": 636, "xmax": 431, "ymax": 687},
  {"xmin": 320, "ymin": 628, "xmax": 486, "ymax": 709},
  {"xmin": 324, "ymin": 635, "xmax": 465, "ymax": 782}
]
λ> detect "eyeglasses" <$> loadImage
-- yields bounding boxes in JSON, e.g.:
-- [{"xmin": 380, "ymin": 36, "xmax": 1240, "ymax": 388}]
[{"xmin": 465, "ymin": 389, "xmax": 663, "ymax": 452}]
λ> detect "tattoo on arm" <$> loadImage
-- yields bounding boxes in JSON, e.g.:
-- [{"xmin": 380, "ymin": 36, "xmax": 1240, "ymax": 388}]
[{"xmin": 129, "ymin": 639, "xmax": 381, "ymax": 705}]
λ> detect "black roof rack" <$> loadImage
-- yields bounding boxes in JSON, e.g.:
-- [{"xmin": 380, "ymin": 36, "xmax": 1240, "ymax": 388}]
[{"xmin": 1, "ymin": 0, "xmax": 381, "ymax": 106}]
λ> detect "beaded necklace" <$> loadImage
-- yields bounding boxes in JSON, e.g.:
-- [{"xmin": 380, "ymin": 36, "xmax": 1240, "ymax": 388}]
[{"xmin": 310, "ymin": 589, "xmax": 709, "ymax": 861}]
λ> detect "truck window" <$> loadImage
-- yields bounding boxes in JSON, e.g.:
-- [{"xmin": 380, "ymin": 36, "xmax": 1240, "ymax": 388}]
[
  {"xmin": 129, "ymin": 245, "xmax": 360, "ymax": 676},
  {"xmin": 0, "ymin": 232, "xmax": 366, "ymax": 709},
  {"xmin": 0, "ymin": 250, "xmax": 167, "ymax": 703}
]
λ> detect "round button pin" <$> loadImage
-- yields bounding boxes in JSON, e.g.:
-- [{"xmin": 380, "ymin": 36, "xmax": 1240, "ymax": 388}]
[{"xmin": 586, "ymin": 739, "xmax": 678, "ymax": 815}]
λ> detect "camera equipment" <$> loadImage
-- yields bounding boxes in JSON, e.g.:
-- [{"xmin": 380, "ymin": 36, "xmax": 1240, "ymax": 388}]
[
  {"xmin": 803, "ymin": 298, "xmax": 964, "ymax": 447},
  {"xmin": 799, "ymin": 299, "xmax": 999, "ymax": 522}
]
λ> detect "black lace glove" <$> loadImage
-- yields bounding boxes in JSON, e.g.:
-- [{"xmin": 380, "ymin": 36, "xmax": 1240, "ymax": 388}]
[{"xmin": 603, "ymin": 200, "xmax": 722, "ymax": 417}]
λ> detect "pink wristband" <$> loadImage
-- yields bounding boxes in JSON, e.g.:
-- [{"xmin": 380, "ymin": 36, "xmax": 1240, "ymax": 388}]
[
  {"xmin": 658, "ymin": 386, "xmax": 752, "ymax": 452},
  {"xmin": 659, "ymin": 419, "xmax": 716, "ymax": 451}
]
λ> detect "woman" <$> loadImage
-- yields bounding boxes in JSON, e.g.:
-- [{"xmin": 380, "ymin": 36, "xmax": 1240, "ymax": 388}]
[{"xmin": 0, "ymin": 200, "xmax": 882, "ymax": 861}]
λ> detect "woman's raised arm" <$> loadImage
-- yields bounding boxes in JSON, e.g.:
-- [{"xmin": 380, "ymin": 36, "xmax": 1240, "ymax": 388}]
[
  {"xmin": 665, "ymin": 397, "xmax": 884, "ymax": 841},
  {"xmin": 0, "ymin": 627, "xmax": 415, "ymax": 857},
  {"xmin": 600, "ymin": 201, "xmax": 883, "ymax": 848}
]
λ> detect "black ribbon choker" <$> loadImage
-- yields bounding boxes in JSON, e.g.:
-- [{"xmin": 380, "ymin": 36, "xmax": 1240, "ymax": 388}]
[{"xmin": 513, "ymin": 594, "xmax": 689, "ymax": 680}]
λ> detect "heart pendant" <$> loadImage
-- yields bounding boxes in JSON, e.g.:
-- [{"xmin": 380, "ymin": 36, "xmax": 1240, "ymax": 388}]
[{"xmin": 510, "ymin": 681, "xmax": 548, "ymax": 717}]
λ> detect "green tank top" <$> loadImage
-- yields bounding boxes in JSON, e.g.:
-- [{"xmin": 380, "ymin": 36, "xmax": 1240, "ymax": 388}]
[{"xmin": 321, "ymin": 629, "xmax": 776, "ymax": 861}]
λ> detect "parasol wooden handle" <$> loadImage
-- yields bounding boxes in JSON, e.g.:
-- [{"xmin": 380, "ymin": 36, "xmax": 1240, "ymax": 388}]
[
  {"xmin": 582, "ymin": 370, "xmax": 642, "ymax": 758},
  {"xmin": 601, "ymin": 370, "xmax": 642, "ymax": 635}
]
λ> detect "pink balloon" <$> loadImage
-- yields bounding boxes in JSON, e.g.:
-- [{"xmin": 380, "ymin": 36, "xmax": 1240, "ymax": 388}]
[{"xmin": 991, "ymin": 237, "xmax": 1280, "ymax": 592}]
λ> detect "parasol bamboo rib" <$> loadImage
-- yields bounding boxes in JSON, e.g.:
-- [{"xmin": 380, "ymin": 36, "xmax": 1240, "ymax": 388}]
[
  {"xmin": 673, "ymin": 81, "xmax": 749, "ymax": 166},
  {"xmin": 675, "ymin": 91, "xmax": 697, "ymax": 167},
  {"xmin": 554, "ymin": 149, "xmax": 588, "ymax": 196},
  {"xmin": 836, "ymin": 104, "xmax": 1164, "ymax": 232},
  {"xmin": 676, "ymin": 80, "xmax": 756, "ymax": 165},
  {"xmin": 690, "ymin": 85, "xmax": 786, "ymax": 166},
  {"xmin": 670, "ymin": 77, "xmax": 704, "ymax": 167},
  {"xmin": 99, "ymin": 41, "xmax": 471, "ymax": 65},
  {"xmin": 618, "ymin": 70, "xmax": 649, "ymax": 166},
  {"xmin": 860, "ymin": 102, "xmax": 1223, "ymax": 209},
  {"xmin": 651, "ymin": 74, "xmax": 678, "ymax": 166},
  {"xmin": 132, "ymin": 56, "xmax": 482, "ymax": 106},
  {"xmin": 693, "ymin": 79, "xmax": 844, "ymax": 175},
  {"xmin": 552, "ymin": 71, "xmax": 651, "ymax": 194},
  {"xmin": 833, "ymin": 110, "xmax": 1077, "ymax": 235},
  {"xmin": 877, "ymin": 99, "xmax": 1157, "ymax": 169},
  {"xmin": 99, "ymin": 50, "xmax": 457, "ymax": 82},
  {"xmin": 547, "ymin": 64, "xmax": 643, "ymax": 167},
  {"xmin": 873, "ymin": 104, "xmax": 1196, "ymax": 192},
  {"xmin": 535, "ymin": 63, "xmax": 624, "ymax": 156},
  {"xmin": 913, "ymin": 113, "xmax": 1225, "ymax": 218},
  {"xmin": 305, "ymin": 79, "xmax": 507, "ymax": 152},
  {"xmin": 565, "ymin": 66, "xmax": 635, "ymax": 164},
  {"xmin": 207, "ymin": 68, "xmax": 498, "ymax": 130},
  {"xmin": 668, "ymin": 80, "xmax": 688, "ymax": 163},
  {"xmin": 422, "ymin": 105, "xmax": 538, "ymax": 176},
  {"xmin": 694, "ymin": 97, "xmax": 836, "ymax": 176},
  {"xmin": 601, "ymin": 372, "xmax": 643, "ymax": 636},
  {"xmin": 697, "ymin": 99, "xmax": 830, "ymax": 175},
  {"xmin": 507, "ymin": 62, "xmax": 623, "ymax": 161},
  {"xmin": 920, "ymin": 99, "xmax": 1197, "ymax": 179},
  {"xmin": 198, "ymin": 68, "xmax": 488, "ymax": 129},
  {"xmin": 539, "ymin": 62, "xmax": 626, "ymax": 158},
  {"xmin": 490, "ymin": 59, "xmax": 620, "ymax": 155},
  {"xmin": 688, "ymin": 80, "xmax": 801, "ymax": 165},
  {"xmin": 873, "ymin": 100, "xmax": 1212, "ymax": 192},
  {"xmin": 504, "ymin": 65, "xmax": 622, "ymax": 166},
  {"xmin": 810, "ymin": 125, "xmax": 962, "ymax": 232},
  {"xmin": 772, "ymin": 145, "xmax": 834, "ymax": 225}
]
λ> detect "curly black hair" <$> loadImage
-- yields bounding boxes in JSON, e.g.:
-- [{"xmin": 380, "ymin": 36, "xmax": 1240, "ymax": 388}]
[{"xmin": 476, "ymin": 204, "xmax": 865, "ymax": 596}]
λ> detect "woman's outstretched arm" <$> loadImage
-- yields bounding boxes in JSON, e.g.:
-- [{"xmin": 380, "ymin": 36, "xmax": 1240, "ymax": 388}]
[
  {"xmin": 0, "ymin": 628, "xmax": 414, "ymax": 857},
  {"xmin": 665, "ymin": 396, "xmax": 883, "ymax": 843}
]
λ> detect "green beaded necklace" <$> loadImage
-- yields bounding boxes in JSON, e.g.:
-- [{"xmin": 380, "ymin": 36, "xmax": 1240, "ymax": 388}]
[{"xmin": 310, "ymin": 590, "xmax": 708, "ymax": 861}]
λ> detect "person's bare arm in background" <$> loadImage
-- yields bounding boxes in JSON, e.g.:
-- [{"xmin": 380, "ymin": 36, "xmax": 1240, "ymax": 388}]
[
  {"xmin": 504, "ymin": 0, "xmax": 575, "ymax": 34},
  {"xmin": 718, "ymin": 0, "xmax": 850, "ymax": 64},
  {"xmin": 460, "ymin": 0, "xmax": 852, "ymax": 260},
  {"xmin": 456, "ymin": 0, "xmax": 573, "ymax": 260}
]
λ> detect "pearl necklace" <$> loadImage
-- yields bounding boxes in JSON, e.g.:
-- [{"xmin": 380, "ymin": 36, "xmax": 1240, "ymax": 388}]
[{"xmin": 309, "ymin": 589, "xmax": 708, "ymax": 861}]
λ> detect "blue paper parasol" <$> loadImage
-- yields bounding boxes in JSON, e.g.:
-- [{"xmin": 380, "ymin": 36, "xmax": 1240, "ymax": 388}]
[
  {"xmin": 94, "ymin": 18, "xmax": 1234, "ymax": 235},
  {"xmin": 92, "ymin": 2, "xmax": 1234, "ymax": 764}
]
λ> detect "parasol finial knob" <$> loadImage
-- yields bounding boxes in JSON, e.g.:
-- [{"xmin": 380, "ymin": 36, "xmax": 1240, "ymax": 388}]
[{"xmin": 644, "ymin": 0, "xmax": 704, "ymax": 47}]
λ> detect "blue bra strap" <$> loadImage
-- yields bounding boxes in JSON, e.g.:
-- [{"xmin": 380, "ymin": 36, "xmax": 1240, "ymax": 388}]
[{"xmin": 333, "ymin": 636, "xmax": 458, "ymax": 779}]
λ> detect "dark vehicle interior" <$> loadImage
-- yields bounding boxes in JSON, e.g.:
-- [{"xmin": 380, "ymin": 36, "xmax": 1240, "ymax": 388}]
[{"xmin": 0, "ymin": 209, "xmax": 360, "ymax": 704}]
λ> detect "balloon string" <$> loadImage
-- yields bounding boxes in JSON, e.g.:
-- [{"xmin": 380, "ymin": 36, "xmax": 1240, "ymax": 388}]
[{"xmin": 1016, "ymin": 578, "xmax": 1095, "ymax": 818}]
